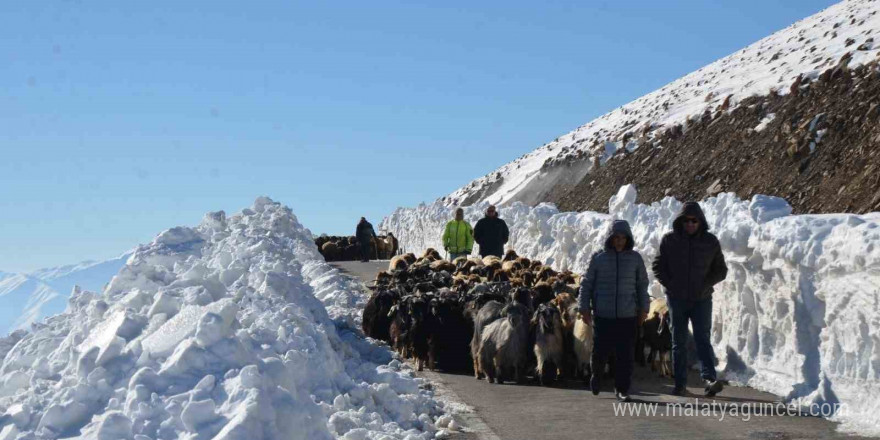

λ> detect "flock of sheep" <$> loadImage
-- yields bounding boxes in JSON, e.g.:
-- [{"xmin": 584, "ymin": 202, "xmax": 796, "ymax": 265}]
[
  {"xmin": 362, "ymin": 249, "xmax": 673, "ymax": 386},
  {"xmin": 316, "ymin": 234, "xmax": 399, "ymax": 261}
]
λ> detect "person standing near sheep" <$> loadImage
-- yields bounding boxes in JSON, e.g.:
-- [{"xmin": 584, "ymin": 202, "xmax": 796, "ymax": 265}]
[
  {"xmin": 473, "ymin": 205, "xmax": 509, "ymax": 258},
  {"xmin": 443, "ymin": 208, "xmax": 474, "ymax": 260},
  {"xmin": 652, "ymin": 202, "xmax": 728, "ymax": 397},
  {"xmin": 578, "ymin": 219, "xmax": 649, "ymax": 402},
  {"xmin": 355, "ymin": 217, "xmax": 377, "ymax": 262}
]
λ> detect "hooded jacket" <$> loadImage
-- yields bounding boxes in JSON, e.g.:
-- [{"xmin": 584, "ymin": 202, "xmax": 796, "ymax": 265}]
[
  {"xmin": 651, "ymin": 202, "xmax": 728, "ymax": 301},
  {"xmin": 473, "ymin": 216, "xmax": 509, "ymax": 258},
  {"xmin": 578, "ymin": 220, "xmax": 650, "ymax": 319}
]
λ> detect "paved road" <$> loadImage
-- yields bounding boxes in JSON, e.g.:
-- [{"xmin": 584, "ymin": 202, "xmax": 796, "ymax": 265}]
[{"xmin": 331, "ymin": 261, "xmax": 869, "ymax": 440}]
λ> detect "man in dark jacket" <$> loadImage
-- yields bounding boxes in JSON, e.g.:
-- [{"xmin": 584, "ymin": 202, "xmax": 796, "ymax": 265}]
[
  {"xmin": 579, "ymin": 220, "xmax": 650, "ymax": 402},
  {"xmin": 355, "ymin": 217, "xmax": 377, "ymax": 262},
  {"xmin": 473, "ymin": 205, "xmax": 509, "ymax": 258},
  {"xmin": 652, "ymin": 202, "xmax": 728, "ymax": 397}
]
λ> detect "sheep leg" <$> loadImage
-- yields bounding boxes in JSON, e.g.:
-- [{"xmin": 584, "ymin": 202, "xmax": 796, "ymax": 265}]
[
  {"xmin": 417, "ymin": 357, "xmax": 424, "ymax": 372},
  {"xmin": 474, "ymin": 357, "xmax": 483, "ymax": 379},
  {"xmin": 428, "ymin": 349, "xmax": 436, "ymax": 372}
]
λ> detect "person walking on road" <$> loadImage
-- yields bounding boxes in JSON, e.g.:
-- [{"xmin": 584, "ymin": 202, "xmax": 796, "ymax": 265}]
[
  {"xmin": 578, "ymin": 220, "xmax": 649, "ymax": 402},
  {"xmin": 652, "ymin": 202, "xmax": 728, "ymax": 397},
  {"xmin": 443, "ymin": 208, "xmax": 474, "ymax": 260},
  {"xmin": 355, "ymin": 217, "xmax": 377, "ymax": 263},
  {"xmin": 473, "ymin": 205, "xmax": 509, "ymax": 258}
]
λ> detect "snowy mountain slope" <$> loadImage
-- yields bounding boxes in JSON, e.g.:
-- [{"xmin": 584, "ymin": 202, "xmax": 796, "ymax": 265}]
[
  {"xmin": 382, "ymin": 187, "xmax": 880, "ymax": 436},
  {"xmin": 0, "ymin": 198, "xmax": 444, "ymax": 440},
  {"xmin": 0, "ymin": 255, "xmax": 131, "ymax": 336},
  {"xmin": 445, "ymin": 0, "xmax": 880, "ymax": 208}
]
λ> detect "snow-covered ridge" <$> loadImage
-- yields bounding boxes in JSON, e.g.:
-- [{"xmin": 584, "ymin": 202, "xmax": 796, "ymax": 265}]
[
  {"xmin": 0, "ymin": 197, "xmax": 443, "ymax": 440},
  {"xmin": 0, "ymin": 255, "xmax": 131, "ymax": 336},
  {"xmin": 382, "ymin": 187, "xmax": 880, "ymax": 436},
  {"xmin": 446, "ymin": 0, "xmax": 880, "ymax": 207}
]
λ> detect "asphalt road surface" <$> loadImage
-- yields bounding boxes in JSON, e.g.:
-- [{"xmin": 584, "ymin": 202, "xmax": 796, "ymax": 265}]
[{"xmin": 330, "ymin": 260, "xmax": 870, "ymax": 440}]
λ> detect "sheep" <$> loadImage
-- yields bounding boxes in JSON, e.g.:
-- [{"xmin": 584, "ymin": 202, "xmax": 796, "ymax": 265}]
[
  {"xmin": 482, "ymin": 255, "xmax": 501, "ymax": 266},
  {"xmin": 572, "ymin": 312, "xmax": 594, "ymax": 383},
  {"xmin": 430, "ymin": 259, "xmax": 456, "ymax": 273},
  {"xmin": 388, "ymin": 255, "xmax": 409, "ymax": 272},
  {"xmin": 532, "ymin": 304, "xmax": 565, "ymax": 385},
  {"xmin": 502, "ymin": 249, "xmax": 519, "ymax": 262},
  {"xmin": 642, "ymin": 298, "xmax": 672, "ymax": 377},
  {"xmin": 553, "ymin": 293, "xmax": 579, "ymax": 377},
  {"xmin": 374, "ymin": 271, "xmax": 393, "ymax": 287},
  {"xmin": 536, "ymin": 266, "xmax": 557, "ymax": 282},
  {"xmin": 321, "ymin": 241, "xmax": 340, "ymax": 262},
  {"xmin": 389, "ymin": 300, "xmax": 412, "ymax": 358},
  {"xmin": 402, "ymin": 253, "xmax": 417, "ymax": 266},
  {"xmin": 470, "ymin": 300, "xmax": 504, "ymax": 379},
  {"xmin": 531, "ymin": 282, "xmax": 555, "ymax": 306},
  {"xmin": 385, "ymin": 233, "xmax": 399, "ymax": 257},
  {"xmin": 400, "ymin": 296, "xmax": 436, "ymax": 371},
  {"xmin": 422, "ymin": 248, "xmax": 442, "ymax": 261},
  {"xmin": 362, "ymin": 289, "xmax": 399, "ymax": 343},
  {"xmin": 501, "ymin": 260, "xmax": 522, "ymax": 273},
  {"xmin": 430, "ymin": 295, "xmax": 473, "ymax": 372},
  {"xmin": 479, "ymin": 302, "xmax": 530, "ymax": 384}
]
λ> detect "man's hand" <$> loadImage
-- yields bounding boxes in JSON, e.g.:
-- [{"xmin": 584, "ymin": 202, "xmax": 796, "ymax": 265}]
[
  {"xmin": 637, "ymin": 311, "xmax": 648, "ymax": 326},
  {"xmin": 580, "ymin": 312, "xmax": 592, "ymax": 326}
]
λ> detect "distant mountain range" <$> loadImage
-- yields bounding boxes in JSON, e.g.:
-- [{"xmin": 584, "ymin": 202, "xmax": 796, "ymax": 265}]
[{"xmin": 0, "ymin": 253, "xmax": 131, "ymax": 335}]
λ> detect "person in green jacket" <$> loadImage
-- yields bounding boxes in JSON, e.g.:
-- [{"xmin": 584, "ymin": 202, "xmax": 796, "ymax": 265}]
[{"xmin": 443, "ymin": 208, "xmax": 474, "ymax": 260}]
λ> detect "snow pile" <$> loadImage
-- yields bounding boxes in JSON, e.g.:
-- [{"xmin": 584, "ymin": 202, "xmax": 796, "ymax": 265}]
[
  {"xmin": 446, "ymin": 0, "xmax": 880, "ymax": 207},
  {"xmin": 0, "ymin": 255, "xmax": 130, "ymax": 335},
  {"xmin": 0, "ymin": 197, "xmax": 443, "ymax": 440},
  {"xmin": 382, "ymin": 186, "xmax": 880, "ymax": 436}
]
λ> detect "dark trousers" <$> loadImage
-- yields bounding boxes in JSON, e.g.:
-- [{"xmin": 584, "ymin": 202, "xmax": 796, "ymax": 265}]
[
  {"xmin": 669, "ymin": 297, "xmax": 717, "ymax": 388},
  {"xmin": 591, "ymin": 317, "xmax": 637, "ymax": 393},
  {"xmin": 358, "ymin": 241, "xmax": 371, "ymax": 262}
]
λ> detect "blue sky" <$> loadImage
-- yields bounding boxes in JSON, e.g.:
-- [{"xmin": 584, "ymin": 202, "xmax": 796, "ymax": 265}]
[{"xmin": 1, "ymin": 0, "xmax": 834, "ymax": 272}]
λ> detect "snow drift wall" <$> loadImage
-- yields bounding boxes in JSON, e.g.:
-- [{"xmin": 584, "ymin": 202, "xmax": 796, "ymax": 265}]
[
  {"xmin": 0, "ymin": 197, "xmax": 443, "ymax": 440},
  {"xmin": 381, "ymin": 186, "xmax": 880, "ymax": 436}
]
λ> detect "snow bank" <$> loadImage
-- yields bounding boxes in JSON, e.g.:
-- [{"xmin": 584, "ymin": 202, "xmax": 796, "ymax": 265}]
[
  {"xmin": 381, "ymin": 186, "xmax": 880, "ymax": 436},
  {"xmin": 0, "ymin": 197, "xmax": 442, "ymax": 439}
]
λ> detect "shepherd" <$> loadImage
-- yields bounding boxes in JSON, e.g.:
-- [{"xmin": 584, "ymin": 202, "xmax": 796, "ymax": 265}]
[
  {"xmin": 355, "ymin": 217, "xmax": 377, "ymax": 262},
  {"xmin": 442, "ymin": 208, "xmax": 474, "ymax": 260},
  {"xmin": 473, "ymin": 205, "xmax": 509, "ymax": 258}
]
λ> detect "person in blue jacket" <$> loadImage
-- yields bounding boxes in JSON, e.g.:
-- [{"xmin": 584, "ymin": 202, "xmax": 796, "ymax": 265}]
[{"xmin": 578, "ymin": 219, "xmax": 649, "ymax": 402}]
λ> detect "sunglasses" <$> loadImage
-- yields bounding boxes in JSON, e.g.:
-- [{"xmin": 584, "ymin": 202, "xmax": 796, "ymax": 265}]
[{"xmin": 684, "ymin": 218, "xmax": 700, "ymax": 224}]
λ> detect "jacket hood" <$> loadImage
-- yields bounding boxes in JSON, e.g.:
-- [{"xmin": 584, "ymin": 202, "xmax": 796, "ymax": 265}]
[
  {"xmin": 604, "ymin": 220, "xmax": 634, "ymax": 251},
  {"xmin": 672, "ymin": 202, "xmax": 709, "ymax": 235}
]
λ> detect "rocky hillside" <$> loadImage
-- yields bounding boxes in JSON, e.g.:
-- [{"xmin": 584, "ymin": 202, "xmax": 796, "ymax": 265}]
[
  {"xmin": 554, "ymin": 57, "xmax": 880, "ymax": 214},
  {"xmin": 441, "ymin": 0, "xmax": 880, "ymax": 214}
]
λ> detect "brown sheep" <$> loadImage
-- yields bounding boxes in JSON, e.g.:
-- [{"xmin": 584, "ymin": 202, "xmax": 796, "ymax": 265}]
[
  {"xmin": 430, "ymin": 259, "xmax": 456, "ymax": 273},
  {"xmin": 536, "ymin": 266, "xmax": 557, "ymax": 282},
  {"xmin": 422, "ymin": 248, "xmax": 442, "ymax": 260},
  {"xmin": 532, "ymin": 282, "xmax": 555, "ymax": 305},
  {"xmin": 482, "ymin": 255, "xmax": 501, "ymax": 266},
  {"xmin": 402, "ymin": 253, "xmax": 417, "ymax": 265},
  {"xmin": 530, "ymin": 260, "xmax": 543, "ymax": 271},
  {"xmin": 501, "ymin": 260, "xmax": 523, "ymax": 273},
  {"xmin": 388, "ymin": 255, "xmax": 409, "ymax": 272},
  {"xmin": 321, "ymin": 241, "xmax": 340, "ymax": 262},
  {"xmin": 502, "ymin": 249, "xmax": 519, "ymax": 262},
  {"xmin": 557, "ymin": 270, "xmax": 577, "ymax": 285}
]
